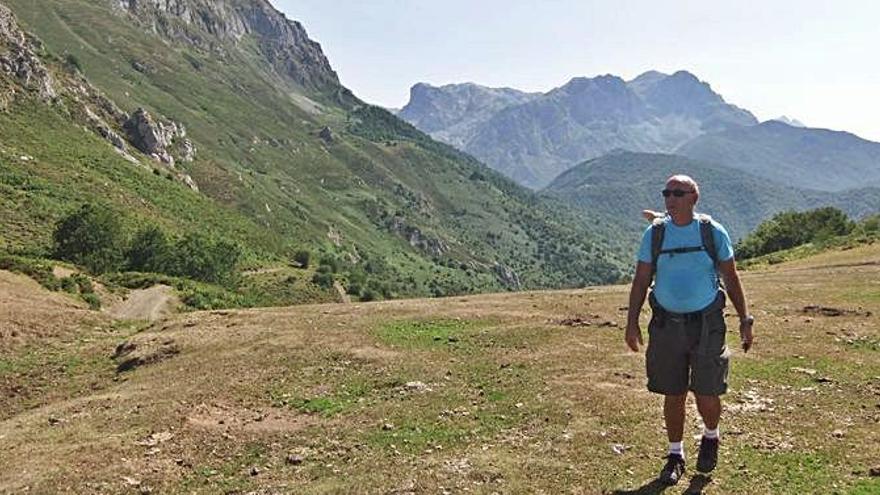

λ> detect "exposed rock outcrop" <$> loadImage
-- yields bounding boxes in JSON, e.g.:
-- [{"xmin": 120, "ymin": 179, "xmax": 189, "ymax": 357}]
[
  {"xmin": 124, "ymin": 107, "xmax": 186, "ymax": 164},
  {"xmin": 115, "ymin": 0, "xmax": 348, "ymax": 97},
  {"xmin": 318, "ymin": 126, "xmax": 333, "ymax": 144},
  {"xmin": 388, "ymin": 216, "xmax": 449, "ymax": 257},
  {"xmin": 493, "ymin": 262, "xmax": 521, "ymax": 290},
  {"xmin": 0, "ymin": 3, "xmax": 56, "ymax": 101}
]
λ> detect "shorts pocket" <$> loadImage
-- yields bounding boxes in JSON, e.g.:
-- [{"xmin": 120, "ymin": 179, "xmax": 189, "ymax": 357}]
[{"xmin": 691, "ymin": 346, "xmax": 730, "ymax": 395}]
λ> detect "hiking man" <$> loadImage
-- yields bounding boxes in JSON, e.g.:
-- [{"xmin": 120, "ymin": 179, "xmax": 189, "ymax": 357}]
[{"xmin": 625, "ymin": 174, "xmax": 754, "ymax": 485}]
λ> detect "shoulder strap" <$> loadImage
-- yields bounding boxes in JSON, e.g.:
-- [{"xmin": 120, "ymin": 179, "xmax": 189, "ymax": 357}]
[
  {"xmin": 650, "ymin": 221, "xmax": 665, "ymax": 280},
  {"xmin": 698, "ymin": 217, "xmax": 719, "ymax": 268},
  {"xmin": 698, "ymin": 215, "xmax": 723, "ymax": 289}
]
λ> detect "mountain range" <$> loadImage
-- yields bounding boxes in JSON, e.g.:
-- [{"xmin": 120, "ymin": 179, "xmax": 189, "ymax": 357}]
[
  {"xmin": 398, "ymin": 72, "xmax": 880, "ymax": 194},
  {"xmin": 398, "ymin": 70, "xmax": 757, "ymax": 188},
  {"xmin": 0, "ymin": 0, "xmax": 631, "ymax": 302}
]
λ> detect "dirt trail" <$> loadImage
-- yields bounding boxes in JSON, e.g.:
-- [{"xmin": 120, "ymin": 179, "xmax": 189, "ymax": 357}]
[{"xmin": 107, "ymin": 284, "xmax": 176, "ymax": 321}]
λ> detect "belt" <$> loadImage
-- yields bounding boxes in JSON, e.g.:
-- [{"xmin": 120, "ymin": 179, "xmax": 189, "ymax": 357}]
[{"xmin": 649, "ymin": 291, "xmax": 726, "ymax": 355}]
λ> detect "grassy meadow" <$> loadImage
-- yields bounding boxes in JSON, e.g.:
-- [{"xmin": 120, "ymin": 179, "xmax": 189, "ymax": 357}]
[{"xmin": 1, "ymin": 243, "xmax": 879, "ymax": 494}]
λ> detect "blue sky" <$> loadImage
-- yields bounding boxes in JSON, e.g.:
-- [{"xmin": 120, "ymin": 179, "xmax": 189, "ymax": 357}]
[{"xmin": 274, "ymin": 1, "xmax": 880, "ymax": 141}]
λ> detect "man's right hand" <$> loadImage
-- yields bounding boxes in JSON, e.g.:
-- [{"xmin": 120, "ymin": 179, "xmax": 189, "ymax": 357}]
[{"xmin": 625, "ymin": 323, "xmax": 643, "ymax": 352}]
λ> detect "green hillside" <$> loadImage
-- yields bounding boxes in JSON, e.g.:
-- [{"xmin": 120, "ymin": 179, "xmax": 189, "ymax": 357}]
[
  {"xmin": 677, "ymin": 120, "xmax": 880, "ymax": 192},
  {"xmin": 1, "ymin": 0, "xmax": 628, "ymax": 302},
  {"xmin": 543, "ymin": 151, "xmax": 880, "ymax": 246}
]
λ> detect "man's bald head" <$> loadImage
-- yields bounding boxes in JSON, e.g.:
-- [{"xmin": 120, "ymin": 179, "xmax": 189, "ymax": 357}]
[{"xmin": 666, "ymin": 174, "xmax": 700, "ymax": 204}]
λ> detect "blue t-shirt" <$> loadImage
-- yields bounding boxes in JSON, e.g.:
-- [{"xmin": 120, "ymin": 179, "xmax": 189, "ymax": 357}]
[{"xmin": 637, "ymin": 216, "xmax": 734, "ymax": 313}]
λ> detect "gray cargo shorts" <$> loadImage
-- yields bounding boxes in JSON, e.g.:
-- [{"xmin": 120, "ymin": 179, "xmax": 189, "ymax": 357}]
[{"xmin": 645, "ymin": 291, "xmax": 730, "ymax": 396}]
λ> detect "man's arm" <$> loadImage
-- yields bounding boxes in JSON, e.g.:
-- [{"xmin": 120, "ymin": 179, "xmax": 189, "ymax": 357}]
[
  {"xmin": 625, "ymin": 261, "xmax": 654, "ymax": 352},
  {"xmin": 718, "ymin": 258, "xmax": 754, "ymax": 352}
]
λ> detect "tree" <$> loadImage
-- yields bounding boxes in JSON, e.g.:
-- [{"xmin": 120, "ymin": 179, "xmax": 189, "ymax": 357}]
[
  {"xmin": 172, "ymin": 233, "xmax": 241, "ymax": 284},
  {"xmin": 127, "ymin": 225, "xmax": 171, "ymax": 273},
  {"xmin": 736, "ymin": 207, "xmax": 854, "ymax": 259},
  {"xmin": 53, "ymin": 204, "xmax": 126, "ymax": 273}
]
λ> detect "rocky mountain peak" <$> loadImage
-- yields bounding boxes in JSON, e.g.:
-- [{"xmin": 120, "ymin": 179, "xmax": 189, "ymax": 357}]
[
  {"xmin": 398, "ymin": 81, "xmax": 538, "ymax": 135},
  {"xmin": 115, "ymin": 0, "xmax": 343, "ymax": 95}
]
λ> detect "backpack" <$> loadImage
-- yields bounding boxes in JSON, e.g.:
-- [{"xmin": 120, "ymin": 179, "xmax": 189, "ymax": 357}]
[{"xmin": 650, "ymin": 214, "xmax": 720, "ymax": 285}]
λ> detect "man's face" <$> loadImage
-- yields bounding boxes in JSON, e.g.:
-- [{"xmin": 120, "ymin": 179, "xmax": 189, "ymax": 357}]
[{"xmin": 663, "ymin": 180, "xmax": 697, "ymax": 215}]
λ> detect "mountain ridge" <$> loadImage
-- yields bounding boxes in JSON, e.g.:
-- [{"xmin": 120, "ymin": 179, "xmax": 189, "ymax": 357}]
[
  {"xmin": 543, "ymin": 151, "xmax": 880, "ymax": 244},
  {"xmin": 400, "ymin": 70, "xmax": 757, "ymax": 188}
]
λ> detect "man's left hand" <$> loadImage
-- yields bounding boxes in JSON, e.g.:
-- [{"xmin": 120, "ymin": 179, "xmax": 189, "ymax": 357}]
[{"xmin": 739, "ymin": 321, "xmax": 754, "ymax": 353}]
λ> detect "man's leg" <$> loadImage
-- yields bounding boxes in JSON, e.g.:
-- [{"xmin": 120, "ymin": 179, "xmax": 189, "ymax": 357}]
[
  {"xmin": 695, "ymin": 394, "xmax": 721, "ymax": 472},
  {"xmin": 695, "ymin": 394, "xmax": 721, "ymax": 429},
  {"xmin": 664, "ymin": 394, "xmax": 688, "ymax": 442},
  {"xmin": 659, "ymin": 393, "xmax": 688, "ymax": 485}
]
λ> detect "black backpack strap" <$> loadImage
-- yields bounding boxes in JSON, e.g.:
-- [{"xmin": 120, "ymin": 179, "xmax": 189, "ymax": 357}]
[
  {"xmin": 697, "ymin": 215, "xmax": 722, "ymax": 288},
  {"xmin": 650, "ymin": 220, "xmax": 665, "ymax": 280},
  {"xmin": 698, "ymin": 217, "xmax": 719, "ymax": 268}
]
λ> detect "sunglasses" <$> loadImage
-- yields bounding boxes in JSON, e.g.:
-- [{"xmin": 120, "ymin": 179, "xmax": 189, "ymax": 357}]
[{"xmin": 662, "ymin": 189, "xmax": 695, "ymax": 198}]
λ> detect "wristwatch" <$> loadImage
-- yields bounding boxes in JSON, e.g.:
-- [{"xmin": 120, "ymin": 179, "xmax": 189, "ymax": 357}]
[{"xmin": 740, "ymin": 315, "xmax": 755, "ymax": 326}]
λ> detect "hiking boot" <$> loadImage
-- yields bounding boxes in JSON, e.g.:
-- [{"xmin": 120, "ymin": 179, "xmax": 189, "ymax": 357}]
[
  {"xmin": 658, "ymin": 453, "xmax": 685, "ymax": 485},
  {"xmin": 697, "ymin": 436, "xmax": 719, "ymax": 473}
]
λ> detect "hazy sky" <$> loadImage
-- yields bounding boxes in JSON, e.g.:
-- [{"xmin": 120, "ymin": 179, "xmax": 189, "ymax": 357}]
[{"xmin": 274, "ymin": 0, "xmax": 880, "ymax": 141}]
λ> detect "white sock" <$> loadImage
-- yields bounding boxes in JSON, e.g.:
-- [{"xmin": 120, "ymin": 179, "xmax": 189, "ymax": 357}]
[
  {"xmin": 703, "ymin": 427, "xmax": 719, "ymax": 439},
  {"xmin": 668, "ymin": 441, "xmax": 684, "ymax": 458}
]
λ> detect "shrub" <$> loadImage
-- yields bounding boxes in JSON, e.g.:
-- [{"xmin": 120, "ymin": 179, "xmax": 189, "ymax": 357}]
[
  {"xmin": 360, "ymin": 289, "xmax": 377, "ymax": 302},
  {"xmin": 127, "ymin": 226, "xmax": 172, "ymax": 273},
  {"xmin": 171, "ymin": 233, "xmax": 241, "ymax": 285},
  {"xmin": 71, "ymin": 273, "xmax": 94, "ymax": 294},
  {"xmin": 346, "ymin": 282, "xmax": 362, "ymax": 296},
  {"xmin": 60, "ymin": 276, "xmax": 78, "ymax": 293},
  {"xmin": 53, "ymin": 204, "xmax": 126, "ymax": 274},
  {"xmin": 82, "ymin": 292, "xmax": 101, "ymax": 310},
  {"xmin": 293, "ymin": 249, "xmax": 311, "ymax": 268},
  {"xmin": 64, "ymin": 53, "xmax": 82, "ymax": 73},
  {"xmin": 737, "ymin": 207, "xmax": 855, "ymax": 259},
  {"xmin": 311, "ymin": 271, "xmax": 334, "ymax": 288}
]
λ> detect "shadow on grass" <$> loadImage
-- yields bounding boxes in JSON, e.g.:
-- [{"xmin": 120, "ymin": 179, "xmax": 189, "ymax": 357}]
[{"xmin": 611, "ymin": 474, "xmax": 711, "ymax": 495}]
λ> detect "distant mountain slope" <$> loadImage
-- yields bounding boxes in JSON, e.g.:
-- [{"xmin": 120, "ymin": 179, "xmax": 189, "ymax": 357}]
[
  {"xmin": 397, "ymin": 82, "xmax": 539, "ymax": 148},
  {"xmin": 1, "ymin": 0, "xmax": 629, "ymax": 297},
  {"xmin": 543, "ymin": 151, "xmax": 880, "ymax": 245},
  {"xmin": 676, "ymin": 120, "xmax": 880, "ymax": 191},
  {"xmin": 399, "ymin": 70, "xmax": 756, "ymax": 188}
]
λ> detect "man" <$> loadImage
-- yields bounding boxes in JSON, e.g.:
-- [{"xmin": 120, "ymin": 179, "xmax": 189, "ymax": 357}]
[{"xmin": 625, "ymin": 175, "xmax": 754, "ymax": 485}]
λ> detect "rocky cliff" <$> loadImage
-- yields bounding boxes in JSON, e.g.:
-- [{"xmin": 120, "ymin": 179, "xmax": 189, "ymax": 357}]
[
  {"xmin": 0, "ymin": 3, "xmax": 55, "ymax": 104},
  {"xmin": 115, "ymin": 0, "xmax": 347, "ymax": 98},
  {"xmin": 1, "ymin": 2, "xmax": 199, "ymax": 188}
]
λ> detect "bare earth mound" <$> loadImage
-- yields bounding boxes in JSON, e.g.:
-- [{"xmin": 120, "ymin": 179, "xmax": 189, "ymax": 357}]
[
  {"xmin": 107, "ymin": 284, "xmax": 177, "ymax": 322},
  {"xmin": 0, "ymin": 270, "xmax": 106, "ymax": 350}
]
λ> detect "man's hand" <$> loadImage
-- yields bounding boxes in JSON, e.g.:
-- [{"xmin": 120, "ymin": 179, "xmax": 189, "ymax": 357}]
[
  {"xmin": 625, "ymin": 322, "xmax": 643, "ymax": 352},
  {"xmin": 739, "ymin": 321, "xmax": 754, "ymax": 352}
]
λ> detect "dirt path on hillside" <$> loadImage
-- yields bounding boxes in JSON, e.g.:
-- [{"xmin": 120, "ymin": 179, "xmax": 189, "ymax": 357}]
[{"xmin": 107, "ymin": 285, "xmax": 177, "ymax": 321}]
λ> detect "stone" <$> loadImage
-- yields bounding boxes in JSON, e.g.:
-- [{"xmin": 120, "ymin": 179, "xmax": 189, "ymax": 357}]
[{"xmin": 319, "ymin": 126, "xmax": 333, "ymax": 143}]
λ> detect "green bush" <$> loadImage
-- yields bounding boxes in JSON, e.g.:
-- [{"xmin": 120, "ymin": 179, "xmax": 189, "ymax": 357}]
[
  {"xmin": 737, "ymin": 207, "xmax": 855, "ymax": 260},
  {"xmin": 53, "ymin": 204, "xmax": 126, "ymax": 274},
  {"xmin": 82, "ymin": 292, "xmax": 101, "ymax": 310},
  {"xmin": 60, "ymin": 276, "xmax": 78, "ymax": 293},
  {"xmin": 293, "ymin": 249, "xmax": 311, "ymax": 268},
  {"xmin": 171, "ymin": 233, "xmax": 241, "ymax": 285},
  {"xmin": 71, "ymin": 274, "xmax": 94, "ymax": 294},
  {"xmin": 127, "ymin": 226, "xmax": 172, "ymax": 273},
  {"xmin": 312, "ymin": 271, "xmax": 334, "ymax": 288}
]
